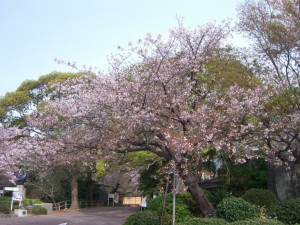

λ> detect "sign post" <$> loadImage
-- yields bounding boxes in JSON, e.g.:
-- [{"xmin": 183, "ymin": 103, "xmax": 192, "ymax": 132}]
[
  {"xmin": 4, "ymin": 187, "xmax": 21, "ymax": 211},
  {"xmin": 4, "ymin": 187, "xmax": 19, "ymax": 192},
  {"xmin": 11, "ymin": 192, "xmax": 23, "ymax": 211},
  {"xmin": 0, "ymin": 190, "xmax": 3, "ymax": 211}
]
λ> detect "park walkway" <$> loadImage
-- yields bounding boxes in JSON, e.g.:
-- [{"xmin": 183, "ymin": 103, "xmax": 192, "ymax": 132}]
[{"xmin": 0, "ymin": 207, "xmax": 139, "ymax": 225}]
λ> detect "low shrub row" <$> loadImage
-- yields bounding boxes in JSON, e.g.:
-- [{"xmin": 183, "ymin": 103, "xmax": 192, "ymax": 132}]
[
  {"xmin": 123, "ymin": 210, "xmax": 160, "ymax": 225},
  {"xmin": 123, "ymin": 189, "xmax": 300, "ymax": 225},
  {"xmin": 31, "ymin": 206, "xmax": 47, "ymax": 215},
  {"xmin": 0, "ymin": 197, "xmax": 46, "ymax": 215},
  {"xmin": 124, "ymin": 212, "xmax": 284, "ymax": 225}
]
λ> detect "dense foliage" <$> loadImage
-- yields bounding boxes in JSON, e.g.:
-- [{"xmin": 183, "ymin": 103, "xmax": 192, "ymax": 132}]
[
  {"xmin": 242, "ymin": 188, "xmax": 277, "ymax": 212},
  {"xmin": 177, "ymin": 217, "xmax": 228, "ymax": 225},
  {"xmin": 218, "ymin": 158, "xmax": 269, "ymax": 196},
  {"xmin": 0, "ymin": 196, "xmax": 11, "ymax": 214},
  {"xmin": 123, "ymin": 210, "xmax": 160, "ymax": 225},
  {"xmin": 230, "ymin": 219, "xmax": 284, "ymax": 225},
  {"xmin": 31, "ymin": 206, "xmax": 47, "ymax": 215},
  {"xmin": 22, "ymin": 198, "xmax": 41, "ymax": 206},
  {"xmin": 139, "ymin": 161, "xmax": 165, "ymax": 197},
  {"xmin": 147, "ymin": 192, "xmax": 196, "ymax": 224},
  {"xmin": 216, "ymin": 197, "xmax": 258, "ymax": 222},
  {"xmin": 204, "ymin": 189, "xmax": 231, "ymax": 207},
  {"xmin": 274, "ymin": 198, "xmax": 300, "ymax": 225}
]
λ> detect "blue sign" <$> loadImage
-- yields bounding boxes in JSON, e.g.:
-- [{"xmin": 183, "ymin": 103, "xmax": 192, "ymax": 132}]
[{"xmin": 12, "ymin": 192, "xmax": 23, "ymax": 201}]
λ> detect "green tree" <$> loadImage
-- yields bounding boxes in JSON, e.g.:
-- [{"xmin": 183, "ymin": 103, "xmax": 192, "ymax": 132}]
[
  {"xmin": 139, "ymin": 160, "xmax": 166, "ymax": 196},
  {"xmin": 0, "ymin": 71, "xmax": 84, "ymax": 127},
  {"xmin": 238, "ymin": 0, "xmax": 300, "ymax": 200},
  {"xmin": 238, "ymin": 0, "xmax": 300, "ymax": 86}
]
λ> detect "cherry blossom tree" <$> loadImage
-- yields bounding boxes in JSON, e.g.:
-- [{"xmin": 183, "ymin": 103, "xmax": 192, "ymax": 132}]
[
  {"xmin": 101, "ymin": 23, "xmax": 278, "ymax": 216},
  {"xmin": 0, "ymin": 73, "xmax": 94, "ymax": 209},
  {"xmin": 0, "ymin": 126, "xmax": 23, "ymax": 182},
  {"xmin": 21, "ymin": 103, "xmax": 103, "ymax": 209},
  {"xmin": 34, "ymin": 22, "xmax": 280, "ymax": 216}
]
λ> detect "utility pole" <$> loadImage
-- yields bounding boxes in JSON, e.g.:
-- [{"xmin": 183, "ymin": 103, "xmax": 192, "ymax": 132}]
[{"xmin": 172, "ymin": 169, "xmax": 176, "ymax": 225}]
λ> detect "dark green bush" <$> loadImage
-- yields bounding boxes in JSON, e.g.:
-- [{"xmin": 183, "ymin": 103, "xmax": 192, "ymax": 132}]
[
  {"xmin": 0, "ymin": 204, "xmax": 11, "ymax": 214},
  {"xmin": 230, "ymin": 218, "xmax": 284, "ymax": 225},
  {"xmin": 0, "ymin": 196, "xmax": 18, "ymax": 213},
  {"xmin": 218, "ymin": 158, "xmax": 269, "ymax": 196},
  {"xmin": 123, "ymin": 210, "xmax": 160, "ymax": 225},
  {"xmin": 147, "ymin": 192, "xmax": 195, "ymax": 224},
  {"xmin": 175, "ymin": 192, "xmax": 201, "ymax": 216},
  {"xmin": 204, "ymin": 189, "xmax": 231, "ymax": 207},
  {"xmin": 177, "ymin": 217, "xmax": 228, "ymax": 225},
  {"xmin": 274, "ymin": 198, "xmax": 300, "ymax": 225},
  {"xmin": 31, "ymin": 206, "xmax": 47, "ymax": 215},
  {"xmin": 242, "ymin": 188, "xmax": 277, "ymax": 212},
  {"xmin": 216, "ymin": 197, "xmax": 258, "ymax": 222}
]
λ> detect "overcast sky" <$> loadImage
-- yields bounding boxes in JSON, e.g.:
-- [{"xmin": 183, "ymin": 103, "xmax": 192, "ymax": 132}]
[{"xmin": 0, "ymin": 0, "xmax": 244, "ymax": 96}]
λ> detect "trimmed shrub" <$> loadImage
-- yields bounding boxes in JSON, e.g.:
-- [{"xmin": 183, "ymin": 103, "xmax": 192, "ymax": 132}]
[
  {"xmin": 216, "ymin": 197, "xmax": 258, "ymax": 222},
  {"xmin": 274, "ymin": 198, "xmax": 300, "ymax": 225},
  {"xmin": 242, "ymin": 188, "xmax": 277, "ymax": 212},
  {"xmin": 31, "ymin": 206, "xmax": 47, "ymax": 215},
  {"xmin": 230, "ymin": 218, "xmax": 284, "ymax": 225},
  {"xmin": 177, "ymin": 217, "xmax": 228, "ymax": 225},
  {"xmin": 123, "ymin": 210, "xmax": 160, "ymax": 225},
  {"xmin": 147, "ymin": 192, "xmax": 195, "ymax": 224}
]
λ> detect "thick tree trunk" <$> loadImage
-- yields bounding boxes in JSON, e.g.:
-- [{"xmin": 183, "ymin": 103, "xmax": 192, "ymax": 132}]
[
  {"xmin": 87, "ymin": 172, "xmax": 94, "ymax": 203},
  {"xmin": 181, "ymin": 172, "xmax": 215, "ymax": 217},
  {"xmin": 69, "ymin": 172, "xmax": 80, "ymax": 209}
]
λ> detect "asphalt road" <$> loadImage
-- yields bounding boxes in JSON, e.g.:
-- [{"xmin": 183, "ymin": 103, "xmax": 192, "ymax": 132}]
[{"xmin": 0, "ymin": 207, "xmax": 139, "ymax": 225}]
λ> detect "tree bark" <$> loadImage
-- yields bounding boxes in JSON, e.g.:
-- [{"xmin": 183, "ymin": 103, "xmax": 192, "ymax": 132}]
[
  {"xmin": 181, "ymin": 172, "xmax": 215, "ymax": 217},
  {"xmin": 69, "ymin": 172, "xmax": 80, "ymax": 209}
]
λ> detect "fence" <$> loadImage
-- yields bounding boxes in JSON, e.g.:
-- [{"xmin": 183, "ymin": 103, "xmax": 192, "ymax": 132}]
[
  {"xmin": 79, "ymin": 201, "xmax": 104, "ymax": 208},
  {"xmin": 53, "ymin": 200, "xmax": 71, "ymax": 210},
  {"xmin": 53, "ymin": 200, "xmax": 105, "ymax": 210},
  {"xmin": 53, "ymin": 197, "xmax": 142, "ymax": 210}
]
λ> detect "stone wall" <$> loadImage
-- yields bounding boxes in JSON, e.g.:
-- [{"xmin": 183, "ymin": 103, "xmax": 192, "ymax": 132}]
[{"xmin": 268, "ymin": 164, "xmax": 300, "ymax": 201}]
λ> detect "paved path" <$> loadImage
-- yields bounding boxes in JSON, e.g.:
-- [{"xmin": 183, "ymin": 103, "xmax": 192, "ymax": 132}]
[{"xmin": 0, "ymin": 207, "xmax": 139, "ymax": 225}]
